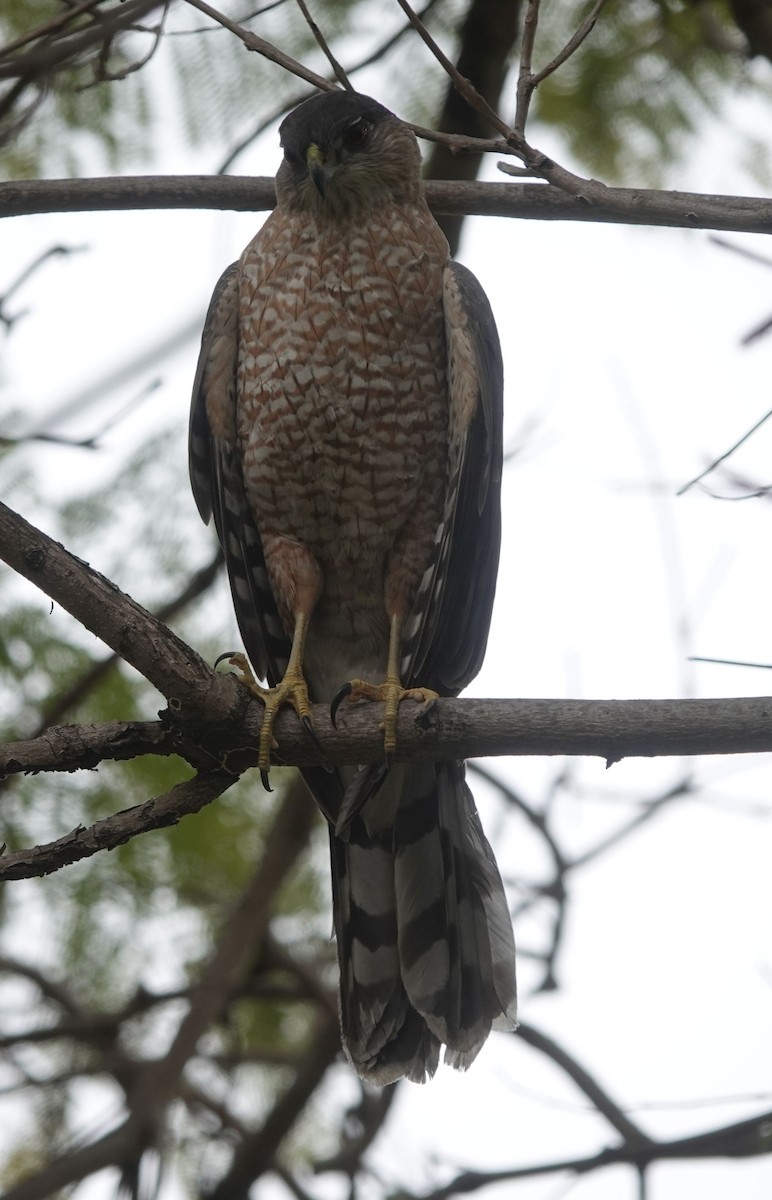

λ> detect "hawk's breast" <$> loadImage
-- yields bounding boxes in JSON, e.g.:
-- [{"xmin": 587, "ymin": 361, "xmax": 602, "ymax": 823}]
[{"xmin": 236, "ymin": 206, "xmax": 449, "ymax": 565}]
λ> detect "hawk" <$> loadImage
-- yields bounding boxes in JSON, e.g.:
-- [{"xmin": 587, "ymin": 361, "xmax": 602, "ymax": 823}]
[{"xmin": 189, "ymin": 90, "xmax": 516, "ymax": 1083}]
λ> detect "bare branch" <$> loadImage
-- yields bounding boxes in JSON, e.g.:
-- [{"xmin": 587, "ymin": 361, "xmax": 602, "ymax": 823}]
[
  {"xmin": 532, "ymin": 0, "xmax": 607, "ymax": 84},
  {"xmin": 690, "ymin": 656, "xmax": 772, "ymax": 670},
  {"xmin": 677, "ymin": 405, "xmax": 772, "ymax": 495},
  {"xmin": 0, "ymin": 499, "xmax": 232, "ymax": 721},
  {"xmin": 0, "ymin": 243, "xmax": 88, "ymax": 330},
  {"xmin": 407, "ymin": 1105, "xmax": 772, "ymax": 1200},
  {"xmin": 0, "ymin": 769, "xmax": 237, "ymax": 881},
  {"xmin": 394, "ymin": 0, "xmax": 510, "ymax": 137},
  {"xmin": 514, "ymin": 0, "xmax": 539, "ymax": 137},
  {"xmin": 3, "ymin": 687, "xmax": 772, "ymax": 792},
  {"xmin": 34, "ymin": 547, "xmax": 223, "ymax": 732},
  {"xmin": 518, "ymin": 1021, "xmax": 649, "ymax": 1145},
  {"xmin": 4, "ymin": 175, "xmax": 772, "ymax": 235},
  {"xmin": 293, "ymin": 0, "xmax": 352, "ymax": 90},
  {"xmin": 0, "ymin": 719, "xmax": 181, "ymax": 777},
  {"xmin": 2, "ymin": 496, "xmax": 772, "ymax": 789},
  {"xmin": 516, "ymin": 0, "xmax": 607, "ymax": 137}
]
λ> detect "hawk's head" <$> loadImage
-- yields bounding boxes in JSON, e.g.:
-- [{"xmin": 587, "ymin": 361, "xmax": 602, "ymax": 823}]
[{"xmin": 276, "ymin": 91, "xmax": 423, "ymax": 217}]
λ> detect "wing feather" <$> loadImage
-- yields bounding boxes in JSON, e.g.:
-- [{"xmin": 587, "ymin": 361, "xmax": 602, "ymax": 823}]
[
  {"xmin": 188, "ymin": 262, "xmax": 290, "ymax": 685},
  {"xmin": 404, "ymin": 262, "xmax": 503, "ymax": 695}
]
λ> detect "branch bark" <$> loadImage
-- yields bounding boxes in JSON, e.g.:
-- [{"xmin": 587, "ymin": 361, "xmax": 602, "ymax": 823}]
[
  {"xmin": 0, "ymin": 769, "xmax": 237, "ymax": 880},
  {"xmin": 2, "ymin": 174, "xmax": 772, "ymax": 234},
  {"xmin": 4, "ymin": 692, "xmax": 772, "ymax": 788},
  {"xmin": 0, "ymin": 499, "xmax": 235, "ymax": 725}
]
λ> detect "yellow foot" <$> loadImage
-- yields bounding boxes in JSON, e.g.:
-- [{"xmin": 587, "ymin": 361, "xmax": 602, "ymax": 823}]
[
  {"xmin": 219, "ymin": 652, "xmax": 315, "ymax": 785},
  {"xmin": 330, "ymin": 675, "xmax": 438, "ymax": 759}
]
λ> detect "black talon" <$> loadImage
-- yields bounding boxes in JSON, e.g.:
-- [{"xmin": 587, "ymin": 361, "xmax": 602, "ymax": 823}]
[
  {"xmin": 330, "ymin": 681, "xmax": 353, "ymax": 727},
  {"xmin": 302, "ymin": 714, "xmax": 325, "ymax": 757},
  {"xmin": 260, "ymin": 767, "xmax": 273, "ymax": 793},
  {"xmin": 214, "ymin": 650, "xmax": 238, "ymax": 669}
]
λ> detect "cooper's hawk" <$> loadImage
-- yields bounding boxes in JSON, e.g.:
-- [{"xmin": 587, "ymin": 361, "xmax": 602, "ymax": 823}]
[{"xmin": 189, "ymin": 90, "xmax": 516, "ymax": 1083}]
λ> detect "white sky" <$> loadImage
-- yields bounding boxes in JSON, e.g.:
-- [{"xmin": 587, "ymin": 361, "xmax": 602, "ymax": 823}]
[{"xmin": 2, "ymin": 29, "xmax": 772, "ymax": 1200}]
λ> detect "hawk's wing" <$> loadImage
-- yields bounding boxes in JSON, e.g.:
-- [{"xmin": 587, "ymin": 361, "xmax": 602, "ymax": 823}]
[
  {"xmin": 188, "ymin": 262, "xmax": 291, "ymax": 688},
  {"xmin": 403, "ymin": 262, "xmax": 504, "ymax": 696}
]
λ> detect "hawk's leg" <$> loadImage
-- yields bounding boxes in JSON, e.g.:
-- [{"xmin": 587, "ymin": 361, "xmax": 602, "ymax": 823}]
[
  {"xmin": 223, "ymin": 609, "xmax": 315, "ymax": 785},
  {"xmin": 331, "ymin": 614, "xmax": 438, "ymax": 760}
]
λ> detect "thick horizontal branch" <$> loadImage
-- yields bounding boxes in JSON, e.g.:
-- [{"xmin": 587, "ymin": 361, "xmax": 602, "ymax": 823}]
[
  {"xmin": 3, "ymin": 693, "xmax": 772, "ymax": 785},
  {"xmin": 195, "ymin": 692, "xmax": 772, "ymax": 766},
  {"xmin": 1, "ymin": 175, "xmax": 772, "ymax": 233}
]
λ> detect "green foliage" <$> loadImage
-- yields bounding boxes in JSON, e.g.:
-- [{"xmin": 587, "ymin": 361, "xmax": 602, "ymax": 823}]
[{"xmin": 533, "ymin": 0, "xmax": 757, "ymax": 183}]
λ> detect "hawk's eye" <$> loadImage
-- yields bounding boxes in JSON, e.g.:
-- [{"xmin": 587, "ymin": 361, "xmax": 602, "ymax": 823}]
[
  {"xmin": 343, "ymin": 120, "xmax": 370, "ymax": 150},
  {"xmin": 283, "ymin": 146, "xmax": 304, "ymax": 167}
]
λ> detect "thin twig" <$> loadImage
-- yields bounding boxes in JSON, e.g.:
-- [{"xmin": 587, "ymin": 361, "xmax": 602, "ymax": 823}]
[
  {"xmin": 677, "ymin": 405, "xmax": 772, "ymax": 495},
  {"xmin": 392, "ymin": 0, "xmax": 511, "ymax": 137},
  {"xmin": 531, "ymin": 0, "xmax": 607, "ymax": 86},
  {"xmin": 689, "ymin": 656, "xmax": 772, "ymax": 670},
  {"xmin": 709, "ymin": 234, "xmax": 772, "ymax": 270},
  {"xmin": 515, "ymin": 0, "xmax": 540, "ymax": 138},
  {"xmin": 293, "ymin": 0, "xmax": 351, "ymax": 90}
]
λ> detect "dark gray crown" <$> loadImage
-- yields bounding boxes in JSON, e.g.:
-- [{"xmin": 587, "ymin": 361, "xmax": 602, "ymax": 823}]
[{"xmin": 279, "ymin": 91, "xmax": 394, "ymax": 157}]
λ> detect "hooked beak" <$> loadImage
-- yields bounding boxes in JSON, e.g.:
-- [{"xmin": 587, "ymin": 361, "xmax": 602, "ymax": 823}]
[{"xmin": 306, "ymin": 143, "xmax": 334, "ymax": 197}]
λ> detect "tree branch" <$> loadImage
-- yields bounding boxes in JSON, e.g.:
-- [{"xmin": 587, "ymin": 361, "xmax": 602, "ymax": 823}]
[
  {"xmin": 0, "ymin": 768, "xmax": 237, "ymax": 880},
  {"xmin": 2, "ymin": 175, "xmax": 772, "ymax": 234},
  {"xmin": 0, "ymin": 499, "xmax": 235, "ymax": 724},
  {"xmin": 407, "ymin": 1107, "xmax": 772, "ymax": 1200},
  {"xmin": 0, "ymin": 719, "xmax": 181, "ymax": 776},
  {"xmin": 3, "ymin": 687, "xmax": 772, "ymax": 788}
]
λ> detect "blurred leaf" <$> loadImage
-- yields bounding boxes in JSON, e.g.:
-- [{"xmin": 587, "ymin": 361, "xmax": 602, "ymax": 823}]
[{"xmin": 533, "ymin": 0, "xmax": 754, "ymax": 184}]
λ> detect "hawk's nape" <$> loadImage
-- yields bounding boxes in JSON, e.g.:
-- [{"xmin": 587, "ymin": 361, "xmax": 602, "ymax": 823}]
[{"xmin": 189, "ymin": 89, "xmax": 516, "ymax": 1083}]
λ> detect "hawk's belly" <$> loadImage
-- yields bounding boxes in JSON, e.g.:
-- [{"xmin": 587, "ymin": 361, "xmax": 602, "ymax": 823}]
[{"xmin": 236, "ymin": 211, "xmax": 448, "ymax": 610}]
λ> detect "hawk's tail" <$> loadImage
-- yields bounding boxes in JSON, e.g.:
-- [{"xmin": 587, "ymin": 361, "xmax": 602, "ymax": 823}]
[{"xmin": 329, "ymin": 761, "xmax": 517, "ymax": 1085}]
